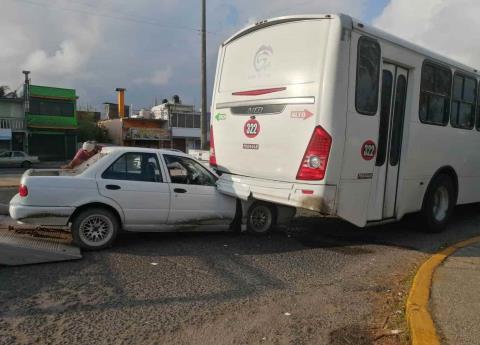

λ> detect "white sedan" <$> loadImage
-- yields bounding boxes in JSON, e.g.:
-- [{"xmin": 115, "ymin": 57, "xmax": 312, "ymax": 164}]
[
  {"xmin": 9, "ymin": 147, "xmax": 246, "ymax": 250},
  {"xmin": 0, "ymin": 151, "xmax": 39, "ymax": 168}
]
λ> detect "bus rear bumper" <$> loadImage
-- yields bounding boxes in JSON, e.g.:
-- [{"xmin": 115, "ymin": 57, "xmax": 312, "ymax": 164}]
[{"xmin": 217, "ymin": 174, "xmax": 337, "ymax": 215}]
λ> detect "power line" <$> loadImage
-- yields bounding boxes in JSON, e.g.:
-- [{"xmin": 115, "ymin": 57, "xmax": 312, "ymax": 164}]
[{"xmin": 13, "ymin": 0, "xmax": 221, "ymax": 35}]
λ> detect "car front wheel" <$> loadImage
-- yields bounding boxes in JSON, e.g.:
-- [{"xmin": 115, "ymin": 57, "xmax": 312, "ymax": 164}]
[
  {"xmin": 72, "ymin": 208, "xmax": 119, "ymax": 250},
  {"xmin": 246, "ymin": 202, "xmax": 276, "ymax": 234}
]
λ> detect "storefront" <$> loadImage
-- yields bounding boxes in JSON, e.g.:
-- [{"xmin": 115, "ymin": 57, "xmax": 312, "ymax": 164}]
[
  {"xmin": 28, "ymin": 130, "xmax": 77, "ymax": 161},
  {"xmin": 26, "ymin": 85, "xmax": 78, "ymax": 161},
  {"xmin": 99, "ymin": 118, "xmax": 170, "ymax": 149},
  {"xmin": 0, "ymin": 129, "xmax": 12, "ymax": 151}
]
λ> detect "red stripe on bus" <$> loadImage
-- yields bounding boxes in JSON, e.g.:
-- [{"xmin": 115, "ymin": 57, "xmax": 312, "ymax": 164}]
[{"xmin": 232, "ymin": 87, "xmax": 286, "ymax": 96}]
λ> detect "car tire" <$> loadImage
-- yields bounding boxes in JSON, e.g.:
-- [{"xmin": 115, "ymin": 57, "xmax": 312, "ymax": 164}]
[
  {"xmin": 420, "ymin": 174, "xmax": 455, "ymax": 233},
  {"xmin": 72, "ymin": 208, "xmax": 119, "ymax": 250},
  {"xmin": 21, "ymin": 161, "xmax": 32, "ymax": 169},
  {"xmin": 246, "ymin": 202, "xmax": 276, "ymax": 235}
]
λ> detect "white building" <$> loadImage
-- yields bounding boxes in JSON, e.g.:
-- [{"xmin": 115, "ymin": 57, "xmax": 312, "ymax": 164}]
[{"xmin": 151, "ymin": 100, "xmax": 209, "ymax": 152}]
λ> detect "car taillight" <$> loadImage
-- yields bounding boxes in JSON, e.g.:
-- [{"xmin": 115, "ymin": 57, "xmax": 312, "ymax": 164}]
[
  {"xmin": 296, "ymin": 126, "xmax": 332, "ymax": 181},
  {"xmin": 19, "ymin": 184, "xmax": 28, "ymax": 197},
  {"xmin": 209, "ymin": 125, "xmax": 217, "ymax": 167}
]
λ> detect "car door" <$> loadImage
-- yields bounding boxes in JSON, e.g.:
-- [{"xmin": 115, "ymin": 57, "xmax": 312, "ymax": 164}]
[
  {"xmin": 161, "ymin": 153, "xmax": 236, "ymax": 225},
  {"xmin": 97, "ymin": 152, "xmax": 171, "ymax": 230},
  {"xmin": 0, "ymin": 151, "xmax": 10, "ymax": 167},
  {"xmin": 12, "ymin": 151, "xmax": 24, "ymax": 166}
]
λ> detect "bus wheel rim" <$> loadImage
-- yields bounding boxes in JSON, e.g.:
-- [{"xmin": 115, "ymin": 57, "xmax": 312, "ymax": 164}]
[{"xmin": 432, "ymin": 186, "xmax": 449, "ymax": 222}]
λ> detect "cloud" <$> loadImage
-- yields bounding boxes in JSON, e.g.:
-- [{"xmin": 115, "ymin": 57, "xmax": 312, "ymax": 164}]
[
  {"xmin": 134, "ymin": 67, "xmax": 173, "ymax": 86},
  {"xmin": 0, "ymin": 0, "xmax": 370, "ymax": 109},
  {"xmin": 374, "ymin": 0, "xmax": 480, "ymax": 69}
]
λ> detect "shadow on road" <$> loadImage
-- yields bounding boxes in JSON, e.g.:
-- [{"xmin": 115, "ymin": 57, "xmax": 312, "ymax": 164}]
[
  {"xmin": 1, "ymin": 203, "xmax": 480, "ymax": 320},
  {"xmin": 113, "ymin": 202, "xmax": 480, "ymax": 257}
]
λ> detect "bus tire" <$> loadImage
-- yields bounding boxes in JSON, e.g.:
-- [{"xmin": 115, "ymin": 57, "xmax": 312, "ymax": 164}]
[
  {"xmin": 420, "ymin": 174, "xmax": 455, "ymax": 233},
  {"xmin": 246, "ymin": 202, "xmax": 276, "ymax": 235}
]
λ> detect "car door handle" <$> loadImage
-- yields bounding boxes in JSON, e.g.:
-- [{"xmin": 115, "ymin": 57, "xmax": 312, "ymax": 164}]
[
  {"xmin": 106, "ymin": 184, "xmax": 121, "ymax": 190},
  {"xmin": 174, "ymin": 188, "xmax": 187, "ymax": 194}
]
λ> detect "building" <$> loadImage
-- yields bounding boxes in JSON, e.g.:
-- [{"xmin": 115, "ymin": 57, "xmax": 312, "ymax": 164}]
[
  {"xmin": 0, "ymin": 96, "xmax": 27, "ymax": 152},
  {"xmin": 77, "ymin": 110, "xmax": 101, "ymax": 123},
  {"xmin": 26, "ymin": 85, "xmax": 78, "ymax": 161},
  {"xmin": 100, "ymin": 93, "xmax": 209, "ymax": 152},
  {"xmin": 151, "ymin": 100, "xmax": 209, "ymax": 152},
  {"xmin": 103, "ymin": 102, "xmax": 130, "ymax": 119},
  {"xmin": 99, "ymin": 117, "xmax": 170, "ymax": 148}
]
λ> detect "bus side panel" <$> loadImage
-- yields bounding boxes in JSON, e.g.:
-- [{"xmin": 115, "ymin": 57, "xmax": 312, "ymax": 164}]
[{"xmin": 336, "ymin": 31, "xmax": 381, "ymax": 227}]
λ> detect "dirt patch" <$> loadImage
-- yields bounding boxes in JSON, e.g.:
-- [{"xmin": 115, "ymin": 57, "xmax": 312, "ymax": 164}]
[
  {"xmin": 368, "ymin": 263, "xmax": 419, "ymax": 345},
  {"xmin": 329, "ymin": 324, "xmax": 375, "ymax": 345}
]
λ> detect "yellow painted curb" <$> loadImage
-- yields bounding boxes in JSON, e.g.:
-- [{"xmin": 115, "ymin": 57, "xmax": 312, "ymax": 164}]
[{"xmin": 406, "ymin": 235, "xmax": 480, "ymax": 345}]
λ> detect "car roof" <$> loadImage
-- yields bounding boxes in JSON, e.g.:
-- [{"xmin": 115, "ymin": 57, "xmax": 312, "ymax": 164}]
[{"xmin": 102, "ymin": 146, "xmax": 192, "ymax": 158}]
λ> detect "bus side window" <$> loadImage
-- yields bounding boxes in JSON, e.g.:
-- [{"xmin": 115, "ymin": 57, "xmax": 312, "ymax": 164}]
[
  {"xmin": 419, "ymin": 61, "xmax": 452, "ymax": 126},
  {"xmin": 451, "ymin": 73, "xmax": 476, "ymax": 130},
  {"xmin": 355, "ymin": 36, "xmax": 381, "ymax": 116}
]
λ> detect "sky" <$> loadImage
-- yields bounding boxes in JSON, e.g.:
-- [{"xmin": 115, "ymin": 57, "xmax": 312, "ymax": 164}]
[{"xmin": 0, "ymin": 0, "xmax": 478, "ymax": 112}]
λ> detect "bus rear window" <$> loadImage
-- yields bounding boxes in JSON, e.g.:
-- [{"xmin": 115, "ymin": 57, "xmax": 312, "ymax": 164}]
[{"xmin": 218, "ymin": 20, "xmax": 330, "ymax": 93}]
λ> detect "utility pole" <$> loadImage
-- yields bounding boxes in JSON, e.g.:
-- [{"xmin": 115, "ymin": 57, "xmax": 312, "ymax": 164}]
[{"xmin": 200, "ymin": 0, "xmax": 208, "ymax": 150}]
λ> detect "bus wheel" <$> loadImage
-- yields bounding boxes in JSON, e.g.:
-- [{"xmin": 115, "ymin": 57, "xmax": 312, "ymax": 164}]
[
  {"xmin": 421, "ymin": 174, "xmax": 455, "ymax": 233},
  {"xmin": 247, "ymin": 202, "xmax": 276, "ymax": 235}
]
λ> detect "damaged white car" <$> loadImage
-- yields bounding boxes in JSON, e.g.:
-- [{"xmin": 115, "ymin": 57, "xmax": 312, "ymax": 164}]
[{"xmin": 9, "ymin": 147, "xmax": 246, "ymax": 250}]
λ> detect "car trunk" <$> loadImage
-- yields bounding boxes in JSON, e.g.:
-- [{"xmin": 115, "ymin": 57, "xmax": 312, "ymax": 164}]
[{"xmin": 212, "ymin": 18, "xmax": 331, "ymax": 182}]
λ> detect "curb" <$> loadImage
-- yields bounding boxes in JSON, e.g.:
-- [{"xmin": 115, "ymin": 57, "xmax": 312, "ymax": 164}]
[{"xmin": 406, "ymin": 235, "xmax": 480, "ymax": 345}]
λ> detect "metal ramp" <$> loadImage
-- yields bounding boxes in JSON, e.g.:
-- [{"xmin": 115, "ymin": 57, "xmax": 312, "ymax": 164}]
[{"xmin": 0, "ymin": 228, "xmax": 82, "ymax": 266}]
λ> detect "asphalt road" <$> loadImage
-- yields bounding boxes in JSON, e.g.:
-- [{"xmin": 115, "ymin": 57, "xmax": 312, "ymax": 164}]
[{"xmin": 1, "ymin": 207, "xmax": 480, "ymax": 345}]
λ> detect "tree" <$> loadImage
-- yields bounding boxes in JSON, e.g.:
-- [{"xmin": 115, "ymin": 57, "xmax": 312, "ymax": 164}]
[
  {"xmin": 0, "ymin": 86, "xmax": 9, "ymax": 98},
  {"xmin": 77, "ymin": 113, "xmax": 110, "ymax": 143}
]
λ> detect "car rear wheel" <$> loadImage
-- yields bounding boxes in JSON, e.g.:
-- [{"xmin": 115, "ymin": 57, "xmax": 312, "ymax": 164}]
[
  {"xmin": 72, "ymin": 208, "xmax": 119, "ymax": 250},
  {"xmin": 21, "ymin": 161, "xmax": 31, "ymax": 168},
  {"xmin": 246, "ymin": 202, "xmax": 276, "ymax": 234},
  {"xmin": 420, "ymin": 174, "xmax": 455, "ymax": 233}
]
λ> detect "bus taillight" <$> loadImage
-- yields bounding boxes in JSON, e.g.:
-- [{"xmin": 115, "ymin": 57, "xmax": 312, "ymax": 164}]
[
  {"xmin": 296, "ymin": 126, "xmax": 332, "ymax": 181},
  {"xmin": 209, "ymin": 125, "xmax": 217, "ymax": 167}
]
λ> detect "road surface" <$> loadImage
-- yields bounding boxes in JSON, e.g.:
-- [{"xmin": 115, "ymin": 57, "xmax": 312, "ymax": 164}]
[{"xmin": 1, "ymin": 207, "xmax": 480, "ymax": 345}]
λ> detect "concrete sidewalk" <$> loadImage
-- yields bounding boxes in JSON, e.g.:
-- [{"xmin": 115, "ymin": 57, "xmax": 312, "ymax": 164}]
[{"xmin": 431, "ymin": 241, "xmax": 480, "ymax": 345}]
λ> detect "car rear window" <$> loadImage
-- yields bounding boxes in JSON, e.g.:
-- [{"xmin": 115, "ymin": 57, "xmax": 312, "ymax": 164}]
[{"xmin": 73, "ymin": 152, "xmax": 108, "ymax": 174}]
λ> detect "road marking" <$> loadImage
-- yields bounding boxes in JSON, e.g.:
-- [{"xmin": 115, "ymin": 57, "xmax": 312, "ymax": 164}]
[{"xmin": 407, "ymin": 235, "xmax": 480, "ymax": 345}]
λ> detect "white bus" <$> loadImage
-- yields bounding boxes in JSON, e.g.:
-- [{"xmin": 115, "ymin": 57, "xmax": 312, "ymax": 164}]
[{"xmin": 210, "ymin": 14, "xmax": 480, "ymax": 234}]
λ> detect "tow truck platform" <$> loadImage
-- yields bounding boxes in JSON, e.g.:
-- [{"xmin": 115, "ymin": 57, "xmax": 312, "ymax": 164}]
[{"xmin": 0, "ymin": 226, "xmax": 82, "ymax": 266}]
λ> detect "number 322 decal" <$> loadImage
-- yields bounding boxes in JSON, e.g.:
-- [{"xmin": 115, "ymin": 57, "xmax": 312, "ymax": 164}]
[
  {"xmin": 244, "ymin": 119, "xmax": 260, "ymax": 138},
  {"xmin": 361, "ymin": 140, "xmax": 377, "ymax": 161}
]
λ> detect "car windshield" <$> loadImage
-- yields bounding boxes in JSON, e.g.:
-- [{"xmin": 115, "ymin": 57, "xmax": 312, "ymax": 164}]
[
  {"xmin": 0, "ymin": 151, "xmax": 10, "ymax": 158},
  {"xmin": 72, "ymin": 151, "xmax": 109, "ymax": 174}
]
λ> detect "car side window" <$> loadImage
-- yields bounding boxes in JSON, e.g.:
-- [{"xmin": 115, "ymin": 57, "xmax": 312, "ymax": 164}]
[
  {"xmin": 163, "ymin": 154, "xmax": 217, "ymax": 187},
  {"xmin": 102, "ymin": 153, "xmax": 163, "ymax": 182}
]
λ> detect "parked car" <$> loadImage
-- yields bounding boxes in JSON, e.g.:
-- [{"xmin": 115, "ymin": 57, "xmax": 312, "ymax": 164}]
[
  {"xmin": 9, "ymin": 147, "xmax": 244, "ymax": 250},
  {"xmin": 0, "ymin": 151, "xmax": 39, "ymax": 168}
]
